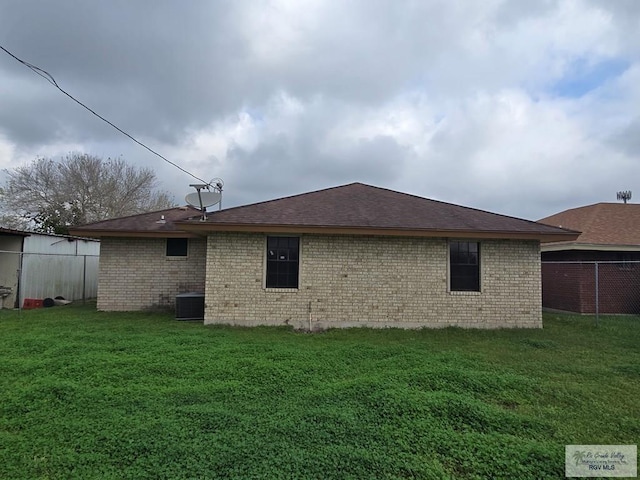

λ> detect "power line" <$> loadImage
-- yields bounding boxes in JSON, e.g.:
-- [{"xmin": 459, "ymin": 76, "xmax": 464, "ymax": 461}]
[{"xmin": 0, "ymin": 44, "xmax": 209, "ymax": 185}]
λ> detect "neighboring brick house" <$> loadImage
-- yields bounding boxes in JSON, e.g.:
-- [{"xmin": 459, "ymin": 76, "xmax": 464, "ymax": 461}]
[
  {"xmin": 539, "ymin": 202, "xmax": 640, "ymax": 314},
  {"xmin": 71, "ymin": 183, "xmax": 577, "ymax": 329}
]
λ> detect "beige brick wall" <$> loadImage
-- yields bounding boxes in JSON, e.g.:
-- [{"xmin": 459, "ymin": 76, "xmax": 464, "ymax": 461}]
[
  {"xmin": 97, "ymin": 237, "xmax": 206, "ymax": 311},
  {"xmin": 204, "ymin": 233, "xmax": 542, "ymax": 329}
]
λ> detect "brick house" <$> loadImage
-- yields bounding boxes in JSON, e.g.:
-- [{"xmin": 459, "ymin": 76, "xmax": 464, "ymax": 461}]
[
  {"xmin": 539, "ymin": 202, "xmax": 640, "ymax": 314},
  {"xmin": 71, "ymin": 183, "xmax": 576, "ymax": 329}
]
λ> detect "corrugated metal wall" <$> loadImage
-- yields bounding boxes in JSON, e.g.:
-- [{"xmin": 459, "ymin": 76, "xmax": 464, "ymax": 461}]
[
  {"xmin": 19, "ymin": 253, "xmax": 99, "ymax": 302},
  {"xmin": 0, "ymin": 233, "xmax": 100, "ymax": 308},
  {"xmin": 20, "ymin": 234, "xmax": 100, "ymax": 305},
  {"xmin": 23, "ymin": 234, "xmax": 99, "ymax": 256}
]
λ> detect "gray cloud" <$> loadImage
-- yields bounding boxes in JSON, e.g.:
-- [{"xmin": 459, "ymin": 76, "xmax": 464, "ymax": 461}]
[{"xmin": 1, "ymin": 0, "xmax": 639, "ymax": 220}]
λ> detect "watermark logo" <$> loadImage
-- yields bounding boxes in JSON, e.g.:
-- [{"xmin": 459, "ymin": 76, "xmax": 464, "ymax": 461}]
[{"xmin": 566, "ymin": 445, "xmax": 637, "ymax": 477}]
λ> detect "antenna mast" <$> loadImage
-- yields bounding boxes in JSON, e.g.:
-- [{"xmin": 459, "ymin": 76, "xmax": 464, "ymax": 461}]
[{"xmin": 617, "ymin": 191, "xmax": 632, "ymax": 204}]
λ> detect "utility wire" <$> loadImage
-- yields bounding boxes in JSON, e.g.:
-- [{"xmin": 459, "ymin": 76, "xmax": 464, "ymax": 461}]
[{"xmin": 0, "ymin": 44, "xmax": 209, "ymax": 185}]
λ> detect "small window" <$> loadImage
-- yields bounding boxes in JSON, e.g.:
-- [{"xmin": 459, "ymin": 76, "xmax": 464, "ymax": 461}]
[
  {"xmin": 266, "ymin": 236, "xmax": 299, "ymax": 288},
  {"xmin": 166, "ymin": 238, "xmax": 188, "ymax": 257},
  {"xmin": 450, "ymin": 241, "xmax": 480, "ymax": 292}
]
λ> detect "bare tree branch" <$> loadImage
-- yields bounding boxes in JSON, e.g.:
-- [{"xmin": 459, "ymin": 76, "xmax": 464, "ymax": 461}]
[{"xmin": 0, "ymin": 153, "xmax": 176, "ymax": 234}]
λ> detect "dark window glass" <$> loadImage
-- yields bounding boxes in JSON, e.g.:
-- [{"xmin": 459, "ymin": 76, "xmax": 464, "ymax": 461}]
[
  {"xmin": 450, "ymin": 241, "xmax": 480, "ymax": 291},
  {"xmin": 166, "ymin": 238, "xmax": 188, "ymax": 257},
  {"xmin": 266, "ymin": 236, "xmax": 299, "ymax": 288}
]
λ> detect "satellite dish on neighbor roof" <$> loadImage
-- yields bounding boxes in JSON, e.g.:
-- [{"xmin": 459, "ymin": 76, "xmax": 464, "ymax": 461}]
[
  {"xmin": 185, "ymin": 191, "xmax": 221, "ymax": 209},
  {"xmin": 185, "ymin": 180, "xmax": 224, "ymax": 221}
]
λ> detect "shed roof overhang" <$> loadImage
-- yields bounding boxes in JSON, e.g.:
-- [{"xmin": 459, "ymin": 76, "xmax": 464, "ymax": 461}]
[{"xmin": 0, "ymin": 228, "xmax": 31, "ymax": 237}]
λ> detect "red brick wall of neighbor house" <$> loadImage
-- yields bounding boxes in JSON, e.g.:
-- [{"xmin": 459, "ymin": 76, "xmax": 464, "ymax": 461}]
[
  {"xmin": 541, "ymin": 263, "xmax": 584, "ymax": 313},
  {"xmin": 542, "ymin": 251, "xmax": 640, "ymax": 314},
  {"xmin": 597, "ymin": 263, "xmax": 640, "ymax": 313}
]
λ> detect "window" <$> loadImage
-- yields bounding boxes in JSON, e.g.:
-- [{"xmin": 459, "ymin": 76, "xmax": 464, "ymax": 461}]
[
  {"xmin": 166, "ymin": 238, "xmax": 188, "ymax": 257},
  {"xmin": 450, "ymin": 241, "xmax": 480, "ymax": 292},
  {"xmin": 266, "ymin": 236, "xmax": 299, "ymax": 288}
]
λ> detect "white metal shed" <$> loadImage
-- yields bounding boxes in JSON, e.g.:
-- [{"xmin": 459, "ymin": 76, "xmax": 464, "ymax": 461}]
[{"xmin": 0, "ymin": 229, "xmax": 100, "ymax": 309}]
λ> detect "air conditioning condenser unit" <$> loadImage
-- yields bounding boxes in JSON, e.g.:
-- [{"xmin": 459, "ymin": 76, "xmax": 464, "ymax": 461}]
[{"xmin": 175, "ymin": 292, "xmax": 205, "ymax": 320}]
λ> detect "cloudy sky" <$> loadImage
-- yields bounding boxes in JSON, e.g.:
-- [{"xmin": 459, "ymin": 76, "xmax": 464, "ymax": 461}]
[{"xmin": 1, "ymin": 0, "xmax": 639, "ymax": 220}]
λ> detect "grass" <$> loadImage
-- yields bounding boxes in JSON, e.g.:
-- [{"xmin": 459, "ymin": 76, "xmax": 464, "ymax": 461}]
[{"xmin": 0, "ymin": 304, "xmax": 638, "ymax": 479}]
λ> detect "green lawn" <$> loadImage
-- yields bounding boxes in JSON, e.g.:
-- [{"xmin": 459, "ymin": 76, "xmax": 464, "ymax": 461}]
[{"xmin": 0, "ymin": 304, "xmax": 638, "ymax": 479}]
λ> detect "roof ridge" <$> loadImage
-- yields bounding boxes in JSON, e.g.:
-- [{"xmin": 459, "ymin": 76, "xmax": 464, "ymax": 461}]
[
  {"xmin": 212, "ymin": 181, "xmax": 570, "ymax": 230},
  {"xmin": 540, "ymin": 201, "xmax": 640, "ymax": 220},
  {"xmin": 208, "ymin": 182, "xmax": 363, "ymax": 216}
]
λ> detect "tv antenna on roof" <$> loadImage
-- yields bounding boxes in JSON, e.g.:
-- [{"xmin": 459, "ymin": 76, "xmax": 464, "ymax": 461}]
[
  {"xmin": 185, "ymin": 178, "xmax": 223, "ymax": 220},
  {"xmin": 617, "ymin": 190, "xmax": 632, "ymax": 204}
]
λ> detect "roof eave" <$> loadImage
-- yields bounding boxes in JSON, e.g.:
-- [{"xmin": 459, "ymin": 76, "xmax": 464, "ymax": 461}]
[
  {"xmin": 66, "ymin": 228, "xmax": 202, "ymax": 239},
  {"xmin": 542, "ymin": 242, "xmax": 640, "ymax": 252},
  {"xmin": 175, "ymin": 222, "xmax": 580, "ymax": 242}
]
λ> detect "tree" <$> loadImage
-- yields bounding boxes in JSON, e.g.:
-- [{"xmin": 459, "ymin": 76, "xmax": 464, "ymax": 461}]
[{"xmin": 0, "ymin": 153, "xmax": 175, "ymax": 234}]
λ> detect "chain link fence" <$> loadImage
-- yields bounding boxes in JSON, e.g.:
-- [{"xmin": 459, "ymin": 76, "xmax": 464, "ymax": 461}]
[
  {"xmin": 542, "ymin": 261, "xmax": 640, "ymax": 321},
  {"xmin": 0, "ymin": 250, "xmax": 99, "ymax": 309}
]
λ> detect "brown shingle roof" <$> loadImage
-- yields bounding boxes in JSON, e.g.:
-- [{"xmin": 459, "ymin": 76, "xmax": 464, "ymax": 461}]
[
  {"xmin": 69, "ymin": 206, "xmax": 202, "ymax": 238},
  {"xmin": 175, "ymin": 183, "xmax": 576, "ymax": 241},
  {"xmin": 70, "ymin": 183, "xmax": 577, "ymax": 241},
  {"xmin": 539, "ymin": 202, "xmax": 640, "ymax": 248}
]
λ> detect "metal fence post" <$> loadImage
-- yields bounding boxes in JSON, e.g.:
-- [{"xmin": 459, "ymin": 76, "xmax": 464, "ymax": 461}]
[
  {"xmin": 542, "ymin": 259, "xmax": 640, "ymax": 319},
  {"xmin": 82, "ymin": 255, "xmax": 87, "ymax": 305},
  {"xmin": 594, "ymin": 262, "xmax": 599, "ymax": 327},
  {"xmin": 17, "ymin": 252, "xmax": 23, "ymax": 313}
]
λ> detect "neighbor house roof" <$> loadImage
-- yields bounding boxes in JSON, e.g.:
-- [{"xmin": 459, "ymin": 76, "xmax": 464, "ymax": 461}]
[
  {"xmin": 71, "ymin": 183, "xmax": 578, "ymax": 241},
  {"xmin": 538, "ymin": 202, "xmax": 640, "ymax": 251}
]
